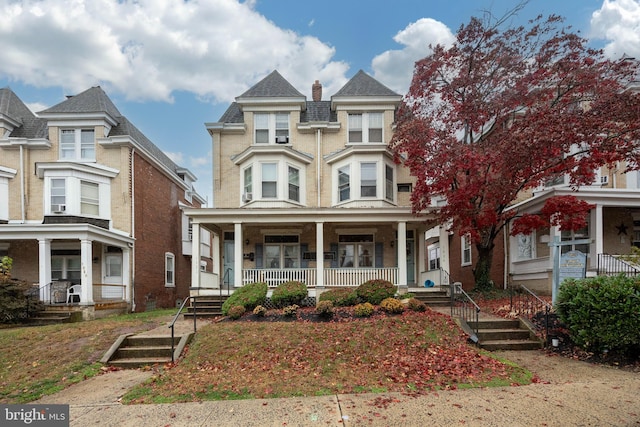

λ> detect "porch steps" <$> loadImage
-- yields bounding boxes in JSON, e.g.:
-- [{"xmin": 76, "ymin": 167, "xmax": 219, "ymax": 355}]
[
  {"xmin": 26, "ymin": 307, "xmax": 83, "ymax": 325},
  {"xmin": 101, "ymin": 333, "xmax": 193, "ymax": 369},
  {"xmin": 411, "ymin": 289, "xmax": 450, "ymax": 307},
  {"xmin": 468, "ymin": 319, "xmax": 543, "ymax": 351},
  {"xmin": 183, "ymin": 296, "xmax": 228, "ymax": 318}
]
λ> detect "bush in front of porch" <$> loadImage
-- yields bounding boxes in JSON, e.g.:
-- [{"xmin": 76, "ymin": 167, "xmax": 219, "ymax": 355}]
[
  {"xmin": 270, "ymin": 281, "xmax": 308, "ymax": 308},
  {"xmin": 221, "ymin": 282, "xmax": 268, "ymax": 316},
  {"xmin": 356, "ymin": 279, "xmax": 396, "ymax": 305},
  {"xmin": 318, "ymin": 288, "xmax": 358, "ymax": 307},
  {"xmin": 0, "ymin": 256, "xmax": 43, "ymax": 323}
]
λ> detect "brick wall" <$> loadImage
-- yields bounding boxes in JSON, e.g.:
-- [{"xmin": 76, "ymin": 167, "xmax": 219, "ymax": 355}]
[{"xmin": 448, "ymin": 229, "xmax": 505, "ymax": 291}]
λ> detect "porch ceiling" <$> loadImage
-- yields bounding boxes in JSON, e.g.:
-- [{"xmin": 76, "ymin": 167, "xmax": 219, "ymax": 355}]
[{"xmin": 0, "ymin": 223, "xmax": 134, "ymax": 247}]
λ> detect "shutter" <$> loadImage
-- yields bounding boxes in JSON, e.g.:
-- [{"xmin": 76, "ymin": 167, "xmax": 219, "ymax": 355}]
[
  {"xmin": 330, "ymin": 243, "xmax": 338, "ymax": 268},
  {"xmin": 301, "ymin": 244, "xmax": 309, "ymax": 268},
  {"xmin": 255, "ymin": 244, "xmax": 263, "ymax": 269},
  {"xmin": 375, "ymin": 242, "xmax": 384, "ymax": 268}
]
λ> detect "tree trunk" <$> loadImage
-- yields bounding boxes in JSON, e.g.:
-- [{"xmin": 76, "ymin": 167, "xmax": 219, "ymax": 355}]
[{"xmin": 473, "ymin": 243, "xmax": 495, "ymax": 291}]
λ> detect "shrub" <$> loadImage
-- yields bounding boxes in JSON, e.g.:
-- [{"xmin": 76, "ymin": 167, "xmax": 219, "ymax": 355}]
[
  {"xmin": 282, "ymin": 304, "xmax": 299, "ymax": 317},
  {"xmin": 318, "ymin": 288, "xmax": 358, "ymax": 307},
  {"xmin": 380, "ymin": 297, "xmax": 405, "ymax": 314},
  {"xmin": 0, "ymin": 257, "xmax": 43, "ymax": 323},
  {"xmin": 221, "ymin": 282, "xmax": 268, "ymax": 315},
  {"xmin": 356, "ymin": 279, "xmax": 396, "ymax": 305},
  {"xmin": 315, "ymin": 300, "xmax": 334, "ymax": 318},
  {"xmin": 271, "ymin": 281, "xmax": 308, "ymax": 308},
  {"xmin": 407, "ymin": 297, "xmax": 427, "ymax": 312},
  {"xmin": 228, "ymin": 305, "xmax": 246, "ymax": 320},
  {"xmin": 557, "ymin": 275, "xmax": 640, "ymax": 354},
  {"xmin": 253, "ymin": 305, "xmax": 267, "ymax": 317},
  {"xmin": 354, "ymin": 302, "xmax": 375, "ymax": 317}
]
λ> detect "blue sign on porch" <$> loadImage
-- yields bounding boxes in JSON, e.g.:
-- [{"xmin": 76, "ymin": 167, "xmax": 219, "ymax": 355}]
[{"xmin": 559, "ymin": 250, "xmax": 587, "ymax": 284}]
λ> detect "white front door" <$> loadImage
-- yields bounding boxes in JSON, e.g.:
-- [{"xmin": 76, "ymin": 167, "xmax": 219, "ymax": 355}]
[{"xmin": 103, "ymin": 253, "xmax": 123, "ymax": 299}]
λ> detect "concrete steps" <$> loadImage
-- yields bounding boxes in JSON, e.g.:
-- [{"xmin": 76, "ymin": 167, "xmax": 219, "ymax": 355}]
[
  {"xmin": 468, "ymin": 319, "xmax": 543, "ymax": 351},
  {"xmin": 183, "ymin": 296, "xmax": 228, "ymax": 318},
  {"xmin": 410, "ymin": 289, "xmax": 450, "ymax": 307},
  {"xmin": 101, "ymin": 333, "xmax": 193, "ymax": 368}
]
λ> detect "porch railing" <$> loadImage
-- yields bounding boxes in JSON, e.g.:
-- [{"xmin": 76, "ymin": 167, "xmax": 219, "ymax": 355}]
[
  {"xmin": 241, "ymin": 267, "xmax": 399, "ymax": 287},
  {"xmin": 509, "ymin": 283, "xmax": 553, "ymax": 346},
  {"xmin": 32, "ymin": 281, "xmax": 127, "ymax": 305},
  {"xmin": 597, "ymin": 253, "xmax": 640, "ymax": 276}
]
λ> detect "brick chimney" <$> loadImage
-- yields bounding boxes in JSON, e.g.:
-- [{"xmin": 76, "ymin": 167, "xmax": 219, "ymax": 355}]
[{"xmin": 312, "ymin": 80, "xmax": 322, "ymax": 102}]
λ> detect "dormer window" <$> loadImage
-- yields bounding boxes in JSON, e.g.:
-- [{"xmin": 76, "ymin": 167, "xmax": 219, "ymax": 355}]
[
  {"xmin": 60, "ymin": 129, "xmax": 95, "ymax": 161},
  {"xmin": 254, "ymin": 112, "xmax": 290, "ymax": 144},
  {"xmin": 348, "ymin": 113, "xmax": 383, "ymax": 143}
]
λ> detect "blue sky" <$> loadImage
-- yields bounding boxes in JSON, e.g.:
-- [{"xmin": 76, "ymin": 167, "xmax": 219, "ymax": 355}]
[{"xmin": 1, "ymin": 0, "xmax": 638, "ymax": 205}]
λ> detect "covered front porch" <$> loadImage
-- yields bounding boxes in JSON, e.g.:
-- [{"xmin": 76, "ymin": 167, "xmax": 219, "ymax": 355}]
[
  {"xmin": 0, "ymin": 223, "xmax": 134, "ymax": 319},
  {"xmin": 185, "ymin": 207, "xmax": 437, "ymax": 295}
]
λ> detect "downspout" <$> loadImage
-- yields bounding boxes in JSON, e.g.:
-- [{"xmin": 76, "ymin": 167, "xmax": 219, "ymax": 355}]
[
  {"xmin": 19, "ymin": 145, "xmax": 25, "ymax": 222},
  {"xmin": 316, "ymin": 128, "xmax": 322, "ymax": 207},
  {"xmin": 130, "ymin": 148, "xmax": 136, "ymax": 311}
]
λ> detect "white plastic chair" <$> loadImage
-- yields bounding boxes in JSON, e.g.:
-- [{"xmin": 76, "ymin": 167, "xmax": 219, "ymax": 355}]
[{"xmin": 66, "ymin": 285, "xmax": 81, "ymax": 303}]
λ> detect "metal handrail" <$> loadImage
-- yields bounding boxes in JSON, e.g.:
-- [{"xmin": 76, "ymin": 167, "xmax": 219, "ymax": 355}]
[
  {"xmin": 168, "ymin": 296, "xmax": 198, "ymax": 363},
  {"xmin": 509, "ymin": 283, "xmax": 553, "ymax": 346},
  {"xmin": 450, "ymin": 282, "xmax": 481, "ymax": 340}
]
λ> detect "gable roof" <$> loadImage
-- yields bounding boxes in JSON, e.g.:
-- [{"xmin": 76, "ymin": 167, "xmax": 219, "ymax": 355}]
[
  {"xmin": 333, "ymin": 70, "xmax": 400, "ymax": 97},
  {"xmin": 238, "ymin": 70, "xmax": 305, "ymax": 98}
]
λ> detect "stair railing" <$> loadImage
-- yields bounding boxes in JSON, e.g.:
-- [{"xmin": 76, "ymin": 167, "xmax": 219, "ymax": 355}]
[
  {"xmin": 168, "ymin": 296, "xmax": 199, "ymax": 363},
  {"xmin": 509, "ymin": 284, "xmax": 553, "ymax": 346},
  {"xmin": 450, "ymin": 282, "xmax": 481, "ymax": 340}
]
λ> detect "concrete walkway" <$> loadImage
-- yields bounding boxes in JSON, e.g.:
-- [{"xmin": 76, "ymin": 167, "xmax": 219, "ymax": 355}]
[{"xmin": 33, "ymin": 318, "xmax": 640, "ymax": 426}]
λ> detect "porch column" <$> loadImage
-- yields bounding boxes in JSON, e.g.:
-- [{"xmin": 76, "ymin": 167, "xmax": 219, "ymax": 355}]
[
  {"xmin": 316, "ymin": 221, "xmax": 324, "ymax": 289},
  {"xmin": 191, "ymin": 222, "xmax": 202, "ymax": 289},
  {"xmin": 417, "ymin": 229, "xmax": 426, "ymax": 284},
  {"xmin": 80, "ymin": 239, "xmax": 94, "ymax": 304},
  {"xmin": 234, "ymin": 222, "xmax": 243, "ymax": 287},
  {"xmin": 592, "ymin": 204, "xmax": 603, "ymax": 271},
  {"xmin": 212, "ymin": 232, "xmax": 221, "ymax": 282},
  {"xmin": 439, "ymin": 225, "xmax": 451, "ymax": 283},
  {"xmin": 122, "ymin": 247, "xmax": 131, "ymax": 303},
  {"xmin": 38, "ymin": 238, "xmax": 52, "ymax": 302},
  {"xmin": 397, "ymin": 221, "xmax": 408, "ymax": 290}
]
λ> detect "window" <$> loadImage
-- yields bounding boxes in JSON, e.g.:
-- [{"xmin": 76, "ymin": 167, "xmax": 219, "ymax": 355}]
[
  {"xmin": 397, "ymin": 183, "xmax": 412, "ymax": 193},
  {"xmin": 165, "ymin": 253, "xmax": 175, "ymax": 287},
  {"xmin": 339, "ymin": 235, "xmax": 374, "ymax": 268},
  {"xmin": 348, "ymin": 113, "xmax": 383, "ymax": 143},
  {"xmin": 261, "ymin": 163, "xmax": 277, "ymax": 198},
  {"xmin": 338, "ymin": 165, "xmax": 350, "ymax": 202},
  {"xmin": 288, "ymin": 166, "xmax": 300, "ymax": 202},
  {"xmin": 385, "ymin": 165, "xmax": 394, "ymax": 201},
  {"xmin": 429, "ymin": 246, "xmax": 441, "ymax": 270},
  {"xmin": 60, "ymin": 129, "xmax": 95, "ymax": 160},
  {"xmin": 360, "ymin": 162, "xmax": 377, "ymax": 197},
  {"xmin": 561, "ymin": 223, "xmax": 589, "ymax": 255},
  {"xmin": 264, "ymin": 235, "xmax": 299, "ymax": 269},
  {"xmin": 80, "ymin": 181, "xmax": 99, "ymax": 215},
  {"xmin": 516, "ymin": 233, "xmax": 535, "ymax": 260},
  {"xmin": 462, "ymin": 235, "xmax": 472, "ymax": 265},
  {"xmin": 51, "ymin": 178, "xmax": 66, "ymax": 212},
  {"xmin": 52, "ymin": 255, "xmax": 81, "ymax": 282},
  {"xmin": 254, "ymin": 112, "xmax": 289, "ymax": 144},
  {"xmin": 243, "ymin": 166, "xmax": 253, "ymax": 199}
]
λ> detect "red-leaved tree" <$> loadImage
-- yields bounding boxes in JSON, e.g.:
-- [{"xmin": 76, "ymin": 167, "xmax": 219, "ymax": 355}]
[{"xmin": 391, "ymin": 9, "xmax": 640, "ymax": 290}]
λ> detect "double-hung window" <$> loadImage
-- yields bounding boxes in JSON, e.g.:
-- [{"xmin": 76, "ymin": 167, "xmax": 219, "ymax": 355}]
[
  {"xmin": 254, "ymin": 112, "xmax": 290, "ymax": 144},
  {"xmin": 288, "ymin": 166, "xmax": 300, "ymax": 202},
  {"xmin": 339, "ymin": 234, "xmax": 374, "ymax": 268},
  {"xmin": 261, "ymin": 163, "xmax": 277, "ymax": 198},
  {"xmin": 385, "ymin": 165, "xmax": 394, "ymax": 201},
  {"xmin": 165, "ymin": 252, "xmax": 175, "ymax": 287},
  {"xmin": 360, "ymin": 162, "xmax": 377, "ymax": 197},
  {"xmin": 60, "ymin": 129, "xmax": 95, "ymax": 160},
  {"xmin": 338, "ymin": 165, "xmax": 351, "ymax": 202},
  {"xmin": 265, "ymin": 235, "xmax": 299, "ymax": 269},
  {"xmin": 80, "ymin": 181, "xmax": 99, "ymax": 215},
  {"xmin": 348, "ymin": 113, "xmax": 383, "ymax": 143},
  {"xmin": 462, "ymin": 235, "xmax": 472, "ymax": 265},
  {"xmin": 51, "ymin": 178, "xmax": 66, "ymax": 213},
  {"xmin": 243, "ymin": 166, "xmax": 253, "ymax": 201}
]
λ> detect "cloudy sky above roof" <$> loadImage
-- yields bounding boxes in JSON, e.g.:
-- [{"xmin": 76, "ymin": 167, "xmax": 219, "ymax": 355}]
[{"xmin": 1, "ymin": 0, "xmax": 638, "ymax": 204}]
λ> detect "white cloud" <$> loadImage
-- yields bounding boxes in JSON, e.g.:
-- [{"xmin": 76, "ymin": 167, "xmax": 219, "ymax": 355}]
[
  {"xmin": 190, "ymin": 155, "xmax": 209, "ymax": 168},
  {"xmin": 0, "ymin": 0, "xmax": 348, "ymax": 102},
  {"xmin": 164, "ymin": 151, "xmax": 184, "ymax": 164},
  {"xmin": 590, "ymin": 0, "xmax": 640, "ymax": 58},
  {"xmin": 371, "ymin": 18, "xmax": 455, "ymax": 95}
]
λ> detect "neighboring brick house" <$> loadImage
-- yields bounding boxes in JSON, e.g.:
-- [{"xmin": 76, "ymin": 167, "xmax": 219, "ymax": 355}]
[
  {"xmin": 185, "ymin": 70, "xmax": 437, "ymax": 296},
  {"xmin": 0, "ymin": 86, "xmax": 208, "ymax": 318}
]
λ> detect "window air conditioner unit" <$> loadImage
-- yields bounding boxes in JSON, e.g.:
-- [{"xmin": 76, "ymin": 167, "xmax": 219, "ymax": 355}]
[
  {"xmin": 600, "ymin": 175, "xmax": 609, "ymax": 185},
  {"xmin": 275, "ymin": 135, "xmax": 289, "ymax": 144},
  {"xmin": 53, "ymin": 204, "xmax": 66, "ymax": 214},
  {"xmin": 242, "ymin": 192, "xmax": 253, "ymax": 202}
]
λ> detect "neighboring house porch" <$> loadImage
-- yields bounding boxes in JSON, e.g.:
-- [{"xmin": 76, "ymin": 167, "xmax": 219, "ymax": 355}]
[{"xmin": 185, "ymin": 207, "xmax": 436, "ymax": 296}]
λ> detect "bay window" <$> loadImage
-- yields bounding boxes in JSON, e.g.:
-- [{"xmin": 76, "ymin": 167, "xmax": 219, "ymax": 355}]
[
  {"xmin": 51, "ymin": 178, "xmax": 66, "ymax": 213},
  {"xmin": 338, "ymin": 165, "xmax": 351, "ymax": 202},
  {"xmin": 360, "ymin": 162, "xmax": 377, "ymax": 197},
  {"xmin": 80, "ymin": 181, "xmax": 99, "ymax": 215},
  {"xmin": 261, "ymin": 163, "xmax": 278, "ymax": 198},
  {"xmin": 288, "ymin": 166, "xmax": 300, "ymax": 202}
]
